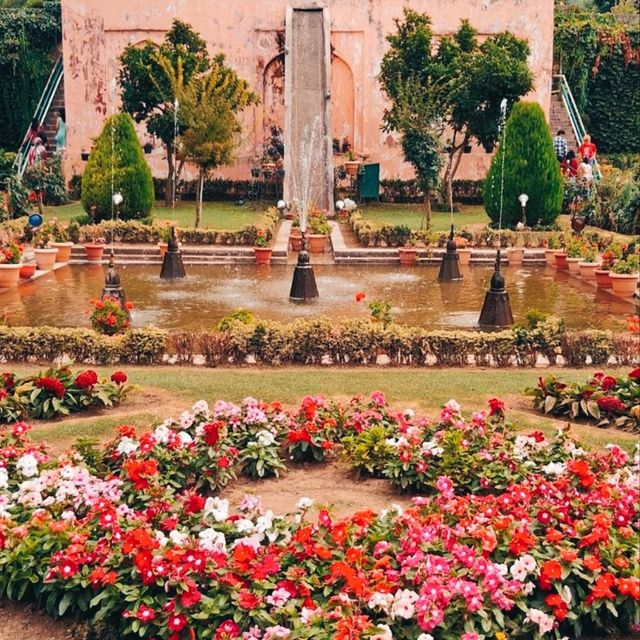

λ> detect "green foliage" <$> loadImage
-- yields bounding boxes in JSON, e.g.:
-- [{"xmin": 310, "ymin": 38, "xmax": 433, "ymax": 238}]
[
  {"xmin": 0, "ymin": 2, "xmax": 60, "ymax": 150},
  {"xmin": 342, "ymin": 424, "xmax": 395, "ymax": 478},
  {"xmin": 80, "ymin": 113, "xmax": 155, "ymax": 222},
  {"xmin": 555, "ymin": 6, "xmax": 640, "ymax": 153},
  {"xmin": 591, "ymin": 165, "xmax": 640, "ymax": 234},
  {"xmin": 484, "ymin": 102, "xmax": 563, "ymax": 229},
  {"xmin": 22, "ymin": 154, "xmax": 69, "ymax": 205}
]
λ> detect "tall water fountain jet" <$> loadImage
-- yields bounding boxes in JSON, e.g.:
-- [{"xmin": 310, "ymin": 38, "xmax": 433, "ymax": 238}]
[{"xmin": 478, "ymin": 98, "xmax": 514, "ymax": 329}]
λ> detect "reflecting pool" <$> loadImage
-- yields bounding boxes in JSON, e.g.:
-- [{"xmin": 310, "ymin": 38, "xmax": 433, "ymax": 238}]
[{"xmin": 1, "ymin": 263, "xmax": 635, "ymax": 331}]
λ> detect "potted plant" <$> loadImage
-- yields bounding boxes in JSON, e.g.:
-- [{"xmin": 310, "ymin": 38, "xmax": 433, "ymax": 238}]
[
  {"xmin": 32, "ymin": 224, "xmax": 60, "ymax": 271},
  {"xmin": 306, "ymin": 208, "xmax": 331, "ymax": 253},
  {"xmin": 254, "ymin": 229, "xmax": 272, "ymax": 265},
  {"xmin": 578, "ymin": 247, "xmax": 600, "ymax": 279},
  {"xmin": 544, "ymin": 235, "xmax": 562, "ymax": 266},
  {"xmin": 508, "ymin": 237, "xmax": 524, "ymax": 266},
  {"xmin": 0, "ymin": 234, "xmax": 24, "ymax": 288},
  {"xmin": 454, "ymin": 235, "xmax": 472, "ymax": 266},
  {"xmin": 398, "ymin": 234, "xmax": 418, "ymax": 266},
  {"xmin": 565, "ymin": 238, "xmax": 584, "ymax": 275},
  {"xmin": 83, "ymin": 232, "xmax": 106, "ymax": 262},
  {"xmin": 344, "ymin": 150, "xmax": 361, "ymax": 176},
  {"xmin": 40, "ymin": 221, "xmax": 74, "ymax": 263},
  {"xmin": 609, "ymin": 255, "xmax": 639, "ymax": 298},
  {"xmin": 594, "ymin": 249, "xmax": 617, "ymax": 289},
  {"xmin": 289, "ymin": 219, "xmax": 304, "ymax": 252}
]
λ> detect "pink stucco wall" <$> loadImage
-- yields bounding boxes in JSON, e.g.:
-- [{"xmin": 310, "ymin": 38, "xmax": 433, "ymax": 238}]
[{"xmin": 61, "ymin": 0, "xmax": 554, "ymax": 182}]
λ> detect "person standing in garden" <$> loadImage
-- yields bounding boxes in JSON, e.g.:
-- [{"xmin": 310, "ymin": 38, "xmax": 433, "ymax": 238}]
[
  {"xmin": 578, "ymin": 156, "xmax": 593, "ymax": 190},
  {"xmin": 55, "ymin": 108, "xmax": 67, "ymax": 152},
  {"xmin": 553, "ymin": 129, "xmax": 568, "ymax": 161},
  {"xmin": 578, "ymin": 134, "xmax": 597, "ymax": 165}
]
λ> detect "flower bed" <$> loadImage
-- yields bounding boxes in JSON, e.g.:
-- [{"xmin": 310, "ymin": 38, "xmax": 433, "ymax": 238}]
[
  {"xmin": 526, "ymin": 369, "xmax": 640, "ymax": 432},
  {"xmin": 0, "ymin": 395, "xmax": 638, "ymax": 639},
  {"xmin": 0, "ymin": 366, "xmax": 129, "ymax": 423}
]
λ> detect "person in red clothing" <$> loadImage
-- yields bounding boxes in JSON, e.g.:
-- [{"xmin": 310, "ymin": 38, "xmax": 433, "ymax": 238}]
[{"xmin": 578, "ymin": 134, "xmax": 597, "ymax": 164}]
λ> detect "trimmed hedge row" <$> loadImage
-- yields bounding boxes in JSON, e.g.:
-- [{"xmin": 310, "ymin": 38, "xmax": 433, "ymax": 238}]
[{"xmin": 0, "ymin": 321, "xmax": 637, "ymax": 368}]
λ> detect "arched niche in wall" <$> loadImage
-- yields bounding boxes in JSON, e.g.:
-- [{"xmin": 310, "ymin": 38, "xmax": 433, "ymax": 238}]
[
  {"xmin": 262, "ymin": 52, "xmax": 285, "ymax": 143},
  {"xmin": 331, "ymin": 53, "xmax": 355, "ymax": 150}
]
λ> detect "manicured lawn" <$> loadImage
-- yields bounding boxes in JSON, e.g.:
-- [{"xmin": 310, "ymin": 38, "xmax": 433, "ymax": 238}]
[
  {"xmin": 15, "ymin": 365, "xmax": 636, "ymax": 454},
  {"xmin": 358, "ymin": 203, "xmax": 490, "ymax": 231},
  {"xmin": 44, "ymin": 200, "xmax": 265, "ymax": 230}
]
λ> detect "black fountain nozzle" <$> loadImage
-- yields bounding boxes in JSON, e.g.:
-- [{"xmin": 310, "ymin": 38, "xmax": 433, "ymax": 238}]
[
  {"xmin": 102, "ymin": 250, "xmax": 130, "ymax": 318},
  {"xmin": 437, "ymin": 223, "xmax": 463, "ymax": 282},
  {"xmin": 160, "ymin": 226, "xmax": 186, "ymax": 279},
  {"xmin": 289, "ymin": 230, "xmax": 319, "ymax": 302},
  {"xmin": 478, "ymin": 248, "xmax": 514, "ymax": 329}
]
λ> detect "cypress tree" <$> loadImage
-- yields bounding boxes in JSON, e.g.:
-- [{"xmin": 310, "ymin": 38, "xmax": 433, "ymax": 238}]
[
  {"xmin": 484, "ymin": 101, "xmax": 563, "ymax": 229},
  {"xmin": 81, "ymin": 113, "xmax": 154, "ymax": 222}
]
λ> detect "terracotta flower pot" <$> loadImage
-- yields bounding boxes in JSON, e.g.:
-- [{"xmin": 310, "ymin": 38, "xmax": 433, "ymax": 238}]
[
  {"xmin": 289, "ymin": 233, "xmax": 304, "ymax": 252},
  {"xmin": 18, "ymin": 263, "xmax": 37, "ymax": 279},
  {"xmin": 158, "ymin": 242, "xmax": 168, "ymax": 258},
  {"xmin": 0, "ymin": 263, "xmax": 22, "ymax": 288},
  {"xmin": 254, "ymin": 247, "xmax": 272, "ymax": 265},
  {"xmin": 609, "ymin": 272, "xmax": 639, "ymax": 298},
  {"xmin": 508, "ymin": 248, "xmax": 524, "ymax": 265},
  {"xmin": 594, "ymin": 269, "xmax": 612, "ymax": 289},
  {"xmin": 566, "ymin": 257, "xmax": 581, "ymax": 274},
  {"xmin": 33, "ymin": 247, "xmax": 59, "ymax": 271},
  {"xmin": 457, "ymin": 248, "xmax": 472, "ymax": 266},
  {"xmin": 544, "ymin": 249, "xmax": 559, "ymax": 266},
  {"xmin": 50, "ymin": 241, "xmax": 74, "ymax": 263},
  {"xmin": 398, "ymin": 247, "xmax": 417, "ymax": 266},
  {"xmin": 344, "ymin": 161, "xmax": 360, "ymax": 176},
  {"xmin": 84, "ymin": 244, "xmax": 105, "ymax": 262},
  {"xmin": 307, "ymin": 234, "xmax": 328, "ymax": 253},
  {"xmin": 578, "ymin": 261, "xmax": 600, "ymax": 279},
  {"xmin": 554, "ymin": 252, "xmax": 568, "ymax": 269}
]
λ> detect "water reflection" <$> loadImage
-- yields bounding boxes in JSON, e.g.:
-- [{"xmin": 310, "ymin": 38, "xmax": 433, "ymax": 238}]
[{"xmin": 0, "ymin": 264, "xmax": 635, "ymax": 331}]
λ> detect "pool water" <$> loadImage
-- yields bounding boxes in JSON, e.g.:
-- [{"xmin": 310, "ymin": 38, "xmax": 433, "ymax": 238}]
[{"xmin": 1, "ymin": 263, "xmax": 635, "ymax": 331}]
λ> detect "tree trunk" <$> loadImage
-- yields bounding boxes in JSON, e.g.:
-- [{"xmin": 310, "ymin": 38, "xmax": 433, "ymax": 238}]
[
  {"xmin": 195, "ymin": 169, "xmax": 204, "ymax": 228},
  {"xmin": 446, "ymin": 133, "xmax": 470, "ymax": 212},
  {"xmin": 422, "ymin": 189, "xmax": 432, "ymax": 231},
  {"xmin": 165, "ymin": 142, "xmax": 175, "ymax": 208}
]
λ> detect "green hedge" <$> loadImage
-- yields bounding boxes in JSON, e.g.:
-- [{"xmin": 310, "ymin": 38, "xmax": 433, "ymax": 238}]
[{"xmin": 0, "ymin": 320, "xmax": 636, "ymax": 368}]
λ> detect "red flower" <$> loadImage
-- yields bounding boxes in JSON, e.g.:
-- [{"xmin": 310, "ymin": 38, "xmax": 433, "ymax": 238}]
[
  {"xmin": 596, "ymin": 396, "xmax": 626, "ymax": 414},
  {"xmin": 135, "ymin": 604, "xmax": 156, "ymax": 622},
  {"xmin": 237, "ymin": 591, "xmax": 262, "ymax": 610},
  {"xmin": 215, "ymin": 620, "xmax": 240, "ymax": 639},
  {"xmin": 110, "ymin": 371, "xmax": 128, "ymax": 385},
  {"xmin": 217, "ymin": 456, "xmax": 231, "ymax": 468},
  {"xmin": 487, "ymin": 397, "xmax": 505, "ymax": 416},
  {"xmin": 539, "ymin": 559, "xmax": 562, "ymax": 590},
  {"xmin": 74, "ymin": 369, "xmax": 98, "ymax": 389},
  {"xmin": 628, "ymin": 367, "xmax": 640, "ymax": 380},
  {"xmin": 599, "ymin": 375, "xmax": 617, "ymax": 391},
  {"xmin": 58, "ymin": 558, "xmax": 79, "ymax": 579},
  {"xmin": 125, "ymin": 459, "xmax": 159, "ymax": 490},
  {"xmin": 185, "ymin": 493, "xmax": 206, "ymax": 515},
  {"xmin": 586, "ymin": 572, "xmax": 616, "ymax": 605},
  {"xmin": 2, "ymin": 372, "xmax": 15, "ymax": 389},
  {"xmin": 36, "ymin": 376, "xmax": 65, "ymax": 399},
  {"xmin": 203, "ymin": 422, "xmax": 221, "ymax": 447},
  {"xmin": 355, "ymin": 291, "xmax": 366, "ymax": 303},
  {"xmin": 167, "ymin": 613, "xmax": 188, "ymax": 632}
]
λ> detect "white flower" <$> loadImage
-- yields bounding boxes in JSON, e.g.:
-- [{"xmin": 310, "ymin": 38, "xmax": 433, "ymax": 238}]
[
  {"xmin": 116, "ymin": 437, "xmax": 138, "ymax": 456},
  {"xmin": 178, "ymin": 411, "xmax": 195, "ymax": 429},
  {"xmin": 177, "ymin": 431, "xmax": 193, "ymax": 446},
  {"xmin": 444, "ymin": 399, "xmax": 461, "ymax": 413},
  {"xmin": 191, "ymin": 400, "xmax": 209, "ymax": 414},
  {"xmin": 60, "ymin": 510, "xmax": 75, "ymax": 521},
  {"xmin": 370, "ymin": 624, "xmax": 393, "ymax": 640},
  {"xmin": 0, "ymin": 468, "xmax": 8, "ymax": 489},
  {"xmin": 300, "ymin": 607, "xmax": 321, "ymax": 624},
  {"xmin": 169, "ymin": 529, "xmax": 189, "ymax": 546},
  {"xmin": 417, "ymin": 635, "xmax": 435, "ymax": 640},
  {"xmin": 391, "ymin": 589, "xmax": 419, "ymax": 619},
  {"xmin": 204, "ymin": 497, "xmax": 229, "ymax": 522},
  {"xmin": 16, "ymin": 454, "xmax": 38, "ymax": 478},
  {"xmin": 402, "ymin": 408, "xmax": 415, "ymax": 420},
  {"xmin": 235, "ymin": 518, "xmax": 255, "ymax": 534},
  {"xmin": 542, "ymin": 461, "xmax": 566, "ymax": 476},
  {"xmin": 256, "ymin": 430, "xmax": 276, "ymax": 446},
  {"xmin": 367, "ymin": 591, "xmax": 394, "ymax": 614},
  {"xmin": 198, "ymin": 528, "xmax": 227, "ymax": 553},
  {"xmin": 525, "ymin": 607, "xmax": 555, "ymax": 634},
  {"xmin": 296, "ymin": 497, "xmax": 314, "ymax": 510},
  {"xmin": 153, "ymin": 424, "xmax": 171, "ymax": 444}
]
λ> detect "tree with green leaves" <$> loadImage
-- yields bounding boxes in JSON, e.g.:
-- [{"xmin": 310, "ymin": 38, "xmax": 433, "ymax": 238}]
[
  {"xmin": 380, "ymin": 9, "xmax": 533, "ymax": 212},
  {"xmin": 160, "ymin": 54, "xmax": 258, "ymax": 227},
  {"xmin": 484, "ymin": 101, "xmax": 563, "ymax": 229},
  {"xmin": 380, "ymin": 10, "xmax": 443, "ymax": 229},
  {"xmin": 118, "ymin": 20, "xmax": 209, "ymax": 206},
  {"xmin": 80, "ymin": 113, "xmax": 154, "ymax": 222}
]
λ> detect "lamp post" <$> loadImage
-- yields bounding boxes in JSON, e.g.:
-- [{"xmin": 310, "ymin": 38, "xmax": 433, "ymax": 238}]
[
  {"xmin": 112, "ymin": 192, "xmax": 123, "ymax": 221},
  {"xmin": 518, "ymin": 193, "xmax": 529, "ymax": 229}
]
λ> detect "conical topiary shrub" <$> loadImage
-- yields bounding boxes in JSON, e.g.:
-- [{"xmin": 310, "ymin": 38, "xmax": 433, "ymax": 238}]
[
  {"xmin": 81, "ymin": 113, "xmax": 154, "ymax": 222},
  {"xmin": 484, "ymin": 101, "xmax": 563, "ymax": 229}
]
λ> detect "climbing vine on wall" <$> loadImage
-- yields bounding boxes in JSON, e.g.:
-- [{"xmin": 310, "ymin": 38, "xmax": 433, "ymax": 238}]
[
  {"xmin": 555, "ymin": 6, "xmax": 640, "ymax": 153},
  {"xmin": 0, "ymin": 1, "xmax": 61, "ymax": 151}
]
